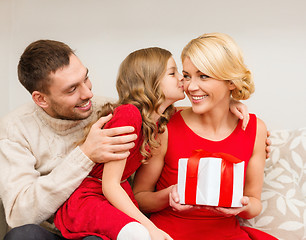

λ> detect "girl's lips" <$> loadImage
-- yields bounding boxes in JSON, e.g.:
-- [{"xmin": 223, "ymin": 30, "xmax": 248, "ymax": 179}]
[{"xmin": 76, "ymin": 100, "xmax": 92, "ymax": 111}]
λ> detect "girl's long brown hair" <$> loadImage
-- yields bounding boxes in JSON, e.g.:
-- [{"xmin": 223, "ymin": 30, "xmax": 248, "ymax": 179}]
[{"xmin": 81, "ymin": 47, "xmax": 175, "ymax": 159}]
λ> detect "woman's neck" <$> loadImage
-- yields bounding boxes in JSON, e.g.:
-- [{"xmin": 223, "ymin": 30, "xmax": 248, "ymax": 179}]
[{"xmin": 181, "ymin": 107, "xmax": 239, "ymax": 141}]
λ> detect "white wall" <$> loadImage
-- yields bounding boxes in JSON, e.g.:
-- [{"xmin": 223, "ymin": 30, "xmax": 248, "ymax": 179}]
[
  {"xmin": 0, "ymin": 1, "xmax": 11, "ymax": 117},
  {"xmin": 1, "ymin": 0, "xmax": 305, "ymax": 130}
]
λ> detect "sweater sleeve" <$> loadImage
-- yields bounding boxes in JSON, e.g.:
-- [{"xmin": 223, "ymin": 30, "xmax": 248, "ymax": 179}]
[
  {"xmin": 0, "ymin": 140, "xmax": 94, "ymax": 228},
  {"xmin": 0, "ymin": 113, "xmax": 95, "ymax": 228}
]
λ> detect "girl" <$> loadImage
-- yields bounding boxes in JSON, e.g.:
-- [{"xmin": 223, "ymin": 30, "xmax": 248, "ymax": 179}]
[
  {"xmin": 133, "ymin": 33, "xmax": 277, "ymax": 239},
  {"xmin": 54, "ymin": 46, "xmax": 250, "ymax": 240}
]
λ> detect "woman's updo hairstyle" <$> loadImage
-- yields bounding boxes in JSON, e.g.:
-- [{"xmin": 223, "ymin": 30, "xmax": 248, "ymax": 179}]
[{"xmin": 181, "ymin": 32, "xmax": 254, "ymax": 100}]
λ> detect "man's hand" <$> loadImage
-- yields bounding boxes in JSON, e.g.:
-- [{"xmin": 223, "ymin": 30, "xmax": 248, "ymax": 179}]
[
  {"xmin": 80, "ymin": 114, "xmax": 137, "ymax": 163},
  {"xmin": 265, "ymin": 130, "xmax": 271, "ymax": 159}
]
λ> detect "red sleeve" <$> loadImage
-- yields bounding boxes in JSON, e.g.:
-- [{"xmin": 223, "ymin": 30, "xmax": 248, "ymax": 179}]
[{"xmin": 103, "ymin": 104, "xmax": 142, "ymax": 136}]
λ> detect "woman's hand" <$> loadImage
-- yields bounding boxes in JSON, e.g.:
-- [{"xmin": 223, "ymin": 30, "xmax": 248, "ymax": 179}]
[
  {"xmin": 202, "ymin": 196, "xmax": 249, "ymax": 217},
  {"xmin": 169, "ymin": 185, "xmax": 252, "ymax": 218},
  {"xmin": 169, "ymin": 185, "xmax": 198, "ymax": 212}
]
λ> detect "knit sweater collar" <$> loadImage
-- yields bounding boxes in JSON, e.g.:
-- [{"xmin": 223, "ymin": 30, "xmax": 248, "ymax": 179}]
[{"xmin": 35, "ymin": 103, "xmax": 96, "ymax": 135}]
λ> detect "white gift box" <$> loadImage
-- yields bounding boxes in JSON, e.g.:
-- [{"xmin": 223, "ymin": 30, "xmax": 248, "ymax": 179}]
[{"xmin": 177, "ymin": 155, "xmax": 245, "ymax": 207}]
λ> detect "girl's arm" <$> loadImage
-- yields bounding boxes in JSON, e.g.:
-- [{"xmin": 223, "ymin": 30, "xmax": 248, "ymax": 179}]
[
  {"xmin": 229, "ymin": 98, "xmax": 249, "ymax": 130},
  {"xmin": 102, "ymin": 159, "xmax": 172, "ymax": 239},
  {"xmin": 229, "ymin": 101, "xmax": 271, "ymax": 159},
  {"xmin": 238, "ymin": 117, "xmax": 267, "ymax": 219},
  {"xmin": 133, "ymin": 128, "xmax": 195, "ymax": 214},
  {"xmin": 133, "ymin": 129, "xmax": 172, "ymax": 213}
]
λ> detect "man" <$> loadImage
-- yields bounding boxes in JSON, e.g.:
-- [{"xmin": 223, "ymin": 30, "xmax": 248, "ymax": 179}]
[{"xmin": 0, "ymin": 40, "xmax": 137, "ymax": 239}]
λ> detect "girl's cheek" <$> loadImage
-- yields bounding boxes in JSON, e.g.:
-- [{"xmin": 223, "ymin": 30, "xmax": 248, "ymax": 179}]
[{"xmin": 183, "ymin": 83, "xmax": 189, "ymax": 92}]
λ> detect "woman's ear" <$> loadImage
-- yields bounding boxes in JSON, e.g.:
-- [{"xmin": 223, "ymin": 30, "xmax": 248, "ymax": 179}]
[
  {"xmin": 228, "ymin": 80, "xmax": 236, "ymax": 90},
  {"xmin": 32, "ymin": 91, "xmax": 49, "ymax": 109}
]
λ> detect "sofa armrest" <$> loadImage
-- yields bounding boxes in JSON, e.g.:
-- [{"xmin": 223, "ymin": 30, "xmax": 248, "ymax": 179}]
[{"xmin": 240, "ymin": 127, "xmax": 306, "ymax": 239}]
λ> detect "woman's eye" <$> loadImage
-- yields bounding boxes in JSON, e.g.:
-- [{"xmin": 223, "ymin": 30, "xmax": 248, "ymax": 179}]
[
  {"xmin": 200, "ymin": 75, "xmax": 209, "ymax": 79},
  {"xmin": 169, "ymin": 72, "xmax": 175, "ymax": 76}
]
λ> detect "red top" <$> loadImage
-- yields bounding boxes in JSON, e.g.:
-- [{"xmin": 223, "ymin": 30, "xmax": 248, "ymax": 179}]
[
  {"xmin": 150, "ymin": 111, "xmax": 277, "ymax": 239},
  {"xmin": 89, "ymin": 104, "xmax": 144, "ymax": 180},
  {"xmin": 54, "ymin": 104, "xmax": 144, "ymax": 240},
  {"xmin": 157, "ymin": 111, "xmax": 256, "ymax": 196}
]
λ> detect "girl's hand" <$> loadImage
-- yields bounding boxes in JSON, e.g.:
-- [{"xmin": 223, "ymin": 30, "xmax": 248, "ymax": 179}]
[
  {"xmin": 169, "ymin": 184, "xmax": 197, "ymax": 212},
  {"xmin": 202, "ymin": 196, "xmax": 249, "ymax": 217},
  {"xmin": 229, "ymin": 99, "xmax": 249, "ymax": 130},
  {"xmin": 229, "ymin": 101, "xmax": 271, "ymax": 159},
  {"xmin": 149, "ymin": 228, "xmax": 173, "ymax": 240}
]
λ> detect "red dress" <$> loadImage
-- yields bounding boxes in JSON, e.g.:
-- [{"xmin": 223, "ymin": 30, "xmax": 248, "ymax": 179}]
[
  {"xmin": 150, "ymin": 111, "xmax": 277, "ymax": 240},
  {"xmin": 54, "ymin": 104, "xmax": 143, "ymax": 240}
]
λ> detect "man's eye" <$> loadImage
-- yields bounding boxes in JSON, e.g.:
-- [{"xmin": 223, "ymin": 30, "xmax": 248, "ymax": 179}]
[
  {"xmin": 183, "ymin": 75, "xmax": 190, "ymax": 80},
  {"xmin": 68, "ymin": 87, "xmax": 76, "ymax": 93}
]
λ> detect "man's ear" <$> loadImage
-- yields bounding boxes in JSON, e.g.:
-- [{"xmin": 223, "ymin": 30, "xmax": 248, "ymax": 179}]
[
  {"xmin": 228, "ymin": 81, "xmax": 236, "ymax": 90},
  {"xmin": 32, "ymin": 91, "xmax": 49, "ymax": 109}
]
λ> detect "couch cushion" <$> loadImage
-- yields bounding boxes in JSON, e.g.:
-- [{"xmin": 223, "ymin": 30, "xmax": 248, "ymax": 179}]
[{"xmin": 240, "ymin": 128, "xmax": 306, "ymax": 240}]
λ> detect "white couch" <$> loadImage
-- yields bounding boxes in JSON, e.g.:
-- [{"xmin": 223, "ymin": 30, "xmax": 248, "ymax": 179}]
[{"xmin": 1, "ymin": 127, "xmax": 305, "ymax": 240}]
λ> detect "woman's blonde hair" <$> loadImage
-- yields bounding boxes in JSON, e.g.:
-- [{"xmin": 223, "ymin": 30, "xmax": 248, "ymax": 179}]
[
  {"xmin": 181, "ymin": 32, "xmax": 254, "ymax": 100},
  {"xmin": 82, "ymin": 47, "xmax": 175, "ymax": 159}
]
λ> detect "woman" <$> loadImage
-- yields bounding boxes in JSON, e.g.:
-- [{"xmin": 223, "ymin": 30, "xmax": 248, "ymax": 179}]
[{"xmin": 133, "ymin": 33, "xmax": 277, "ymax": 239}]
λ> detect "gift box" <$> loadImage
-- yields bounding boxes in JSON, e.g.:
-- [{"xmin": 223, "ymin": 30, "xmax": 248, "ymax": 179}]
[{"xmin": 177, "ymin": 150, "xmax": 245, "ymax": 207}]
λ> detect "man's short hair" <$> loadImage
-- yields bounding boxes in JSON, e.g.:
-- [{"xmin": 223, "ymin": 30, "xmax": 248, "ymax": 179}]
[{"xmin": 18, "ymin": 39, "xmax": 75, "ymax": 94}]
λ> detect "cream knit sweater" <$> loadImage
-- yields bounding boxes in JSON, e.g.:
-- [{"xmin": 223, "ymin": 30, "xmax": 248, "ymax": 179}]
[{"xmin": 0, "ymin": 96, "xmax": 110, "ymax": 229}]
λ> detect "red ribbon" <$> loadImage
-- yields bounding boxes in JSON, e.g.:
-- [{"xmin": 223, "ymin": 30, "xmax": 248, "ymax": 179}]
[{"xmin": 184, "ymin": 149, "xmax": 243, "ymax": 207}]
